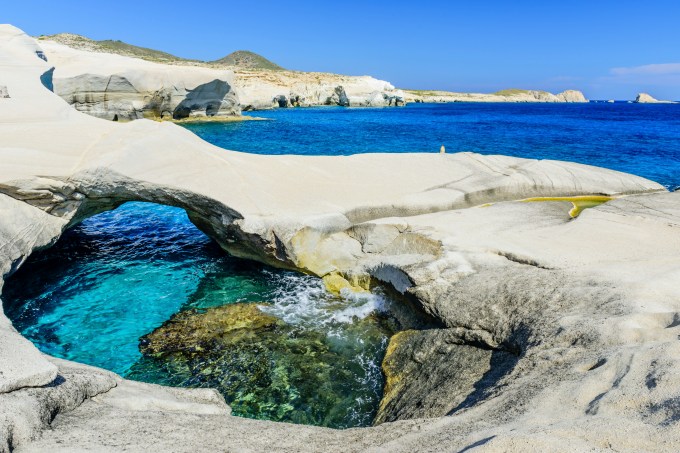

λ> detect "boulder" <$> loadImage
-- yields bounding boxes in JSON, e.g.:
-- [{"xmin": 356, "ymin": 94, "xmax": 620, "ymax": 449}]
[{"xmin": 0, "ymin": 85, "xmax": 8, "ymax": 98}]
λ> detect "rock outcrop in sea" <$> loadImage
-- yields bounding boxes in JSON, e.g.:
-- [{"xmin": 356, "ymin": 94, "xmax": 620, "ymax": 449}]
[
  {"xmin": 2, "ymin": 24, "xmax": 680, "ymax": 452},
  {"xmin": 635, "ymin": 92, "xmax": 676, "ymax": 104}
]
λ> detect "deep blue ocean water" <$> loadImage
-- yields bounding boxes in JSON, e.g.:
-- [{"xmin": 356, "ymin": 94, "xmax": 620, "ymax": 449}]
[
  {"xmin": 4, "ymin": 102, "xmax": 680, "ymax": 427},
  {"xmin": 186, "ymin": 102, "xmax": 680, "ymax": 189}
]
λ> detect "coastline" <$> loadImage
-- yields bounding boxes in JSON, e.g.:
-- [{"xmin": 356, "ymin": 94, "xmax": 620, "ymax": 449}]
[
  {"xmin": 168, "ymin": 115, "xmax": 270, "ymax": 124},
  {"xmin": 3, "ymin": 24, "xmax": 680, "ymax": 452}
]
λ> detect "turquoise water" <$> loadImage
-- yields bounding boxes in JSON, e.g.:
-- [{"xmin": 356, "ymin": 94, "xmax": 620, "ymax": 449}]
[
  {"xmin": 3, "ymin": 203, "xmax": 395, "ymax": 428},
  {"xmin": 4, "ymin": 102, "xmax": 680, "ymax": 428}
]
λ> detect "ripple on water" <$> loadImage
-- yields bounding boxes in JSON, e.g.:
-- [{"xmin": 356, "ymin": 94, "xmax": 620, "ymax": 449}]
[{"xmin": 2, "ymin": 202, "xmax": 395, "ymax": 428}]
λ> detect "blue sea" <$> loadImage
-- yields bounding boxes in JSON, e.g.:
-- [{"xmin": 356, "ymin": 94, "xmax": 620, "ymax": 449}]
[
  {"xmin": 4, "ymin": 102, "xmax": 680, "ymax": 428},
  {"xmin": 186, "ymin": 102, "xmax": 680, "ymax": 189}
]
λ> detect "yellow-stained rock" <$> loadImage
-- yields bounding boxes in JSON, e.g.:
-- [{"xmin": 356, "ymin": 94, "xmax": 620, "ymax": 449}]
[{"xmin": 523, "ymin": 195, "xmax": 613, "ymax": 218}]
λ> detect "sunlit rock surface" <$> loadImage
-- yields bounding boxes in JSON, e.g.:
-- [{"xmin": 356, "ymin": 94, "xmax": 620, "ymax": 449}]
[
  {"xmin": 2, "ymin": 24, "xmax": 680, "ymax": 452},
  {"xmin": 635, "ymin": 92, "xmax": 676, "ymax": 104},
  {"xmin": 40, "ymin": 40, "xmax": 240, "ymax": 120}
]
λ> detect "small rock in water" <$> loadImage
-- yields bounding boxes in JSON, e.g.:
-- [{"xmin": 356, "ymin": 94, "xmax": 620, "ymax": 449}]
[{"xmin": 133, "ymin": 302, "xmax": 393, "ymax": 428}]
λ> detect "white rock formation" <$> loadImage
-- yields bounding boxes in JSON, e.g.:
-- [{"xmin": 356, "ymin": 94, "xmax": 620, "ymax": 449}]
[
  {"xmin": 39, "ymin": 36, "xmax": 406, "ymax": 113},
  {"xmin": 37, "ymin": 35, "xmax": 594, "ymax": 115},
  {"xmin": 405, "ymin": 88, "xmax": 589, "ymax": 103},
  {"xmin": 39, "ymin": 41, "xmax": 240, "ymax": 120},
  {"xmin": 555, "ymin": 89, "xmax": 588, "ymax": 102},
  {"xmin": 3, "ymin": 24, "xmax": 680, "ymax": 453},
  {"xmin": 635, "ymin": 92, "xmax": 675, "ymax": 104},
  {"xmin": 234, "ymin": 70, "xmax": 405, "ymax": 110}
]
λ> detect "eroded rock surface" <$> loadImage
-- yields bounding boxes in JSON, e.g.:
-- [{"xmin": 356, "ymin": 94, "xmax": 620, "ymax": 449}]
[
  {"xmin": 40, "ymin": 40, "xmax": 240, "ymax": 120},
  {"xmin": 236, "ymin": 71, "xmax": 406, "ymax": 110},
  {"xmin": 376, "ymin": 329, "xmax": 516, "ymax": 424},
  {"xmin": 2, "ymin": 24, "xmax": 680, "ymax": 452}
]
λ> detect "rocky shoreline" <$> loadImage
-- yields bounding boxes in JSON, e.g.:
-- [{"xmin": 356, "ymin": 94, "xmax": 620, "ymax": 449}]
[
  {"xmin": 404, "ymin": 88, "xmax": 588, "ymax": 103},
  {"xmin": 3, "ymin": 24, "xmax": 680, "ymax": 452},
  {"xmin": 38, "ymin": 34, "xmax": 594, "ymax": 123}
]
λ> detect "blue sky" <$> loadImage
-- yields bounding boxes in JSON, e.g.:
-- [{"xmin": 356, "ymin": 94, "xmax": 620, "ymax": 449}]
[{"xmin": 5, "ymin": 0, "xmax": 680, "ymax": 99}]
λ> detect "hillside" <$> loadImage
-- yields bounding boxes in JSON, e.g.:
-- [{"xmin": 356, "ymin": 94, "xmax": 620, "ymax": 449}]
[
  {"xmin": 38, "ymin": 33, "xmax": 282, "ymax": 69},
  {"xmin": 38, "ymin": 33, "xmax": 198, "ymax": 64},
  {"xmin": 212, "ymin": 50, "xmax": 283, "ymax": 70}
]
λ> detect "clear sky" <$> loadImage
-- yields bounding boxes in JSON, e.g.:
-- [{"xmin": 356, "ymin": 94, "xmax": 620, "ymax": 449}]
[{"xmin": 5, "ymin": 0, "xmax": 680, "ymax": 99}]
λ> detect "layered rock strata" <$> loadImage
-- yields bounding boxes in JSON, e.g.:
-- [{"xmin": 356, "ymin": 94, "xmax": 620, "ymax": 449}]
[{"xmin": 2, "ymin": 25, "xmax": 680, "ymax": 452}]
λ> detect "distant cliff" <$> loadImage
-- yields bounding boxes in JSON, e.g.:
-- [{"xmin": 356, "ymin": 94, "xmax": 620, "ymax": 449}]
[
  {"xmin": 404, "ymin": 88, "xmax": 588, "ymax": 103},
  {"xmin": 38, "ymin": 34, "xmax": 592, "ymax": 122},
  {"xmin": 39, "ymin": 34, "xmax": 406, "ymax": 115}
]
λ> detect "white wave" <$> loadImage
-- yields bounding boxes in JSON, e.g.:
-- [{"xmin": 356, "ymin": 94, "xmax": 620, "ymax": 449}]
[{"xmin": 259, "ymin": 271, "xmax": 388, "ymax": 329}]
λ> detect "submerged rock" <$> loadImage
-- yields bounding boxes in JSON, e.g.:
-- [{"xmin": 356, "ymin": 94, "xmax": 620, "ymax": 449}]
[
  {"xmin": 139, "ymin": 303, "xmax": 283, "ymax": 355},
  {"xmin": 134, "ymin": 303, "xmax": 393, "ymax": 428}
]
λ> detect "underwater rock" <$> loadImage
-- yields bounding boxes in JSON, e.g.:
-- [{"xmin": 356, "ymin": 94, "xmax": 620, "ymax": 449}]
[
  {"xmin": 139, "ymin": 303, "xmax": 283, "ymax": 355},
  {"xmin": 135, "ymin": 303, "xmax": 393, "ymax": 428}
]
